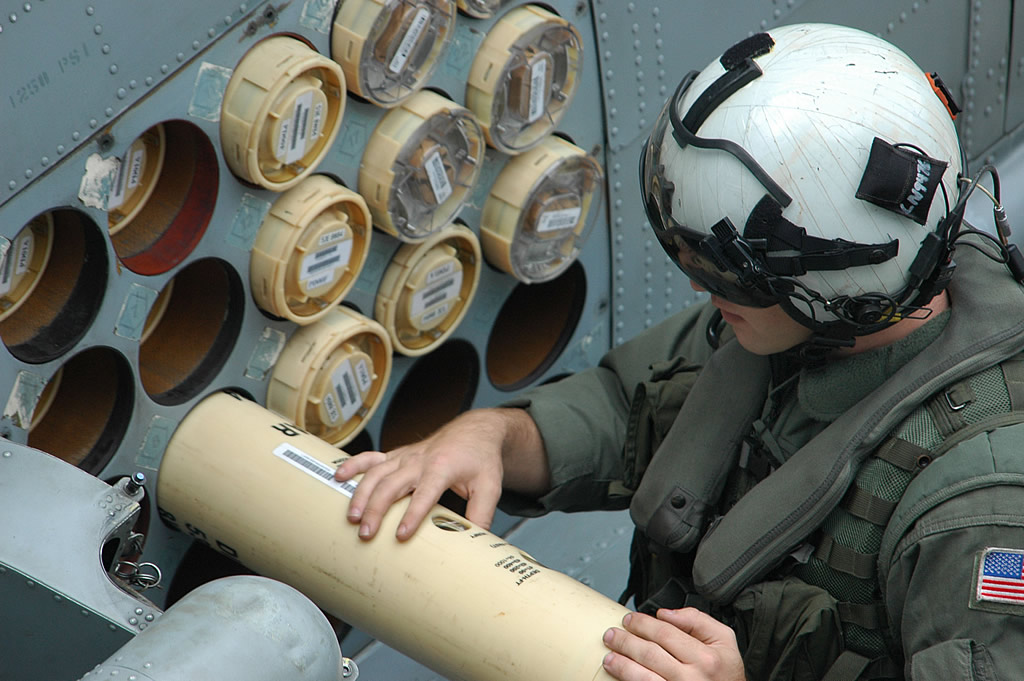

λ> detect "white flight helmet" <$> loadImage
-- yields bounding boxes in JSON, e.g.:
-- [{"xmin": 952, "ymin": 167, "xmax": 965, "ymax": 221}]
[{"xmin": 641, "ymin": 23, "xmax": 964, "ymax": 339}]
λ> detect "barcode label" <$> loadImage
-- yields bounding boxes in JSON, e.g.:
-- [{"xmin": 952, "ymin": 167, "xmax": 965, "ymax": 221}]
[
  {"xmin": 106, "ymin": 148, "xmax": 143, "ymax": 211},
  {"xmin": 300, "ymin": 237, "xmax": 353, "ymax": 285},
  {"xmin": 412, "ymin": 270, "xmax": 462, "ymax": 317},
  {"xmin": 332, "ymin": 359, "xmax": 363, "ymax": 422},
  {"xmin": 390, "ymin": 7, "xmax": 430, "ymax": 73},
  {"xmin": 273, "ymin": 443, "xmax": 358, "ymax": 498},
  {"xmin": 537, "ymin": 206, "xmax": 581, "ymax": 233},
  {"xmin": 277, "ymin": 91, "xmax": 314, "ymax": 163},
  {"xmin": 424, "ymin": 148, "xmax": 453, "ymax": 204},
  {"xmin": 527, "ymin": 58, "xmax": 548, "ymax": 123}
]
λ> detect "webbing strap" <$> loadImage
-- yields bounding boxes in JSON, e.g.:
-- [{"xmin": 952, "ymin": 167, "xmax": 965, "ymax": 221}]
[
  {"xmin": 843, "ymin": 484, "xmax": 897, "ymax": 526},
  {"xmin": 1002, "ymin": 359, "xmax": 1024, "ymax": 410},
  {"xmin": 821, "ymin": 650, "xmax": 873, "ymax": 681},
  {"xmin": 837, "ymin": 601, "xmax": 886, "ymax": 630},
  {"xmin": 815, "ymin": 534, "xmax": 876, "ymax": 579},
  {"xmin": 924, "ymin": 379, "xmax": 974, "ymax": 436},
  {"xmin": 874, "ymin": 437, "xmax": 930, "ymax": 472}
]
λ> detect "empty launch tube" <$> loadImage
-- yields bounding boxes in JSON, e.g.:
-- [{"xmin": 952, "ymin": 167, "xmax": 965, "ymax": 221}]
[{"xmin": 157, "ymin": 392, "xmax": 627, "ymax": 681}]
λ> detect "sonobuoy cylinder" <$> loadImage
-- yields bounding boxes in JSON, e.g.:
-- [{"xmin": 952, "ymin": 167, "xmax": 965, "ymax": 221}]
[{"xmin": 157, "ymin": 392, "xmax": 627, "ymax": 681}]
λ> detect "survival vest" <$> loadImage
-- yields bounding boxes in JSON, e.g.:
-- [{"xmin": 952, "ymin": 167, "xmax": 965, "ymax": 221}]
[{"xmin": 621, "ymin": 244, "xmax": 1024, "ymax": 680}]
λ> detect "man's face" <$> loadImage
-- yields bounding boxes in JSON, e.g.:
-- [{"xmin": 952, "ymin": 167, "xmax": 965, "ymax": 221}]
[{"xmin": 690, "ymin": 280, "xmax": 813, "ymax": 355}]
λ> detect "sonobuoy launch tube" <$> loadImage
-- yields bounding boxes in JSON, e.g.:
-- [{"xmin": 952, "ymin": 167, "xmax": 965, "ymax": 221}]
[{"xmin": 157, "ymin": 392, "xmax": 628, "ymax": 681}]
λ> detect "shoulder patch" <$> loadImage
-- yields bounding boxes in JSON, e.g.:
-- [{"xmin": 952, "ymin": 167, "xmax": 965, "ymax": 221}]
[{"xmin": 973, "ymin": 548, "xmax": 1024, "ymax": 613}]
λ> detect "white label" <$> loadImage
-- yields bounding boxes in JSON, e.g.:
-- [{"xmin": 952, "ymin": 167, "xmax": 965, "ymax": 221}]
[
  {"xmin": 310, "ymin": 101, "xmax": 324, "ymax": 142},
  {"xmin": 424, "ymin": 149, "xmax": 453, "ymax": 204},
  {"xmin": 331, "ymin": 359, "xmax": 363, "ymax": 423},
  {"xmin": 300, "ymin": 237, "xmax": 353, "ymax": 287},
  {"xmin": 389, "ymin": 7, "xmax": 430, "ymax": 73},
  {"xmin": 355, "ymin": 358, "xmax": 373, "ymax": 393},
  {"xmin": 323, "ymin": 391, "xmax": 341, "ymax": 424},
  {"xmin": 537, "ymin": 206, "xmax": 581, "ymax": 233},
  {"xmin": 318, "ymin": 228, "xmax": 347, "ymax": 248},
  {"xmin": 426, "ymin": 260, "xmax": 456, "ymax": 285},
  {"xmin": 277, "ymin": 91, "xmax": 315, "ymax": 163},
  {"xmin": 420, "ymin": 300, "xmax": 452, "ymax": 326},
  {"xmin": 106, "ymin": 148, "xmax": 143, "ymax": 211},
  {"xmin": 527, "ymin": 57, "xmax": 548, "ymax": 123},
  {"xmin": 412, "ymin": 270, "xmax": 462, "ymax": 318},
  {"xmin": 14, "ymin": 233, "xmax": 33, "ymax": 275},
  {"xmin": 127, "ymin": 148, "xmax": 145, "ymax": 190},
  {"xmin": 273, "ymin": 443, "xmax": 358, "ymax": 497},
  {"xmin": 0, "ymin": 245, "xmax": 14, "ymax": 297}
]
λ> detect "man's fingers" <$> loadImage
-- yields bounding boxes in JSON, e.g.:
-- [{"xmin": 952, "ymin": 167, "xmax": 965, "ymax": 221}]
[
  {"xmin": 334, "ymin": 450, "xmax": 387, "ymax": 481},
  {"xmin": 464, "ymin": 479, "xmax": 501, "ymax": 531},
  {"xmin": 397, "ymin": 477, "xmax": 453, "ymax": 541},
  {"xmin": 354, "ymin": 464, "xmax": 421, "ymax": 539},
  {"xmin": 657, "ymin": 608, "xmax": 738, "ymax": 648},
  {"xmin": 602, "ymin": 624, "xmax": 674, "ymax": 681}
]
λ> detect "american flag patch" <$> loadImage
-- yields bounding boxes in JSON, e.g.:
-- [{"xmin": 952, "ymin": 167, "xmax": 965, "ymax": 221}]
[{"xmin": 977, "ymin": 548, "xmax": 1024, "ymax": 604}]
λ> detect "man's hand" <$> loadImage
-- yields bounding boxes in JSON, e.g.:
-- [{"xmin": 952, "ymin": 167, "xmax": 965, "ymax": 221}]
[
  {"xmin": 602, "ymin": 609, "xmax": 745, "ymax": 681},
  {"xmin": 334, "ymin": 408, "xmax": 549, "ymax": 541}
]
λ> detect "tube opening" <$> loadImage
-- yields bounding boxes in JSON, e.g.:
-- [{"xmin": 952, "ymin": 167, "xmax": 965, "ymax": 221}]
[
  {"xmin": 0, "ymin": 210, "xmax": 108, "ymax": 363},
  {"xmin": 27, "ymin": 347, "xmax": 134, "ymax": 475},
  {"xmin": 379, "ymin": 339, "xmax": 479, "ymax": 450},
  {"xmin": 486, "ymin": 259, "xmax": 585, "ymax": 391},
  {"xmin": 139, "ymin": 258, "xmax": 244, "ymax": 405},
  {"xmin": 111, "ymin": 121, "xmax": 219, "ymax": 275}
]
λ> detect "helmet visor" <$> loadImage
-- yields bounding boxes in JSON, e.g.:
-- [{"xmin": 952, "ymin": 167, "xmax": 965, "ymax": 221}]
[{"xmin": 640, "ymin": 75, "xmax": 778, "ymax": 308}]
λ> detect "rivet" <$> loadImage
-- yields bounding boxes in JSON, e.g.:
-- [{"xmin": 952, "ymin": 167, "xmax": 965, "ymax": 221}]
[{"xmin": 93, "ymin": 23, "xmax": 102, "ymax": 34}]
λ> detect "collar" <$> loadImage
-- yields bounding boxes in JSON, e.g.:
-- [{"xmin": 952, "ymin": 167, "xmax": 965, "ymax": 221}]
[{"xmin": 798, "ymin": 310, "xmax": 951, "ymax": 421}]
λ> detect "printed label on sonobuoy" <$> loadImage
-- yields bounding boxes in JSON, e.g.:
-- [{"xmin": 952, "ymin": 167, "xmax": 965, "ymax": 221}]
[
  {"xmin": 272, "ymin": 442, "xmax": 358, "ymax": 497},
  {"xmin": 300, "ymin": 229, "xmax": 353, "ymax": 290}
]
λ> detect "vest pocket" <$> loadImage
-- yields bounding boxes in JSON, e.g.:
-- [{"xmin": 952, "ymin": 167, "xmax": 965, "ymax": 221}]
[
  {"xmin": 622, "ymin": 357, "xmax": 701, "ymax": 491},
  {"xmin": 731, "ymin": 577, "xmax": 844, "ymax": 681},
  {"xmin": 909, "ymin": 639, "xmax": 994, "ymax": 681}
]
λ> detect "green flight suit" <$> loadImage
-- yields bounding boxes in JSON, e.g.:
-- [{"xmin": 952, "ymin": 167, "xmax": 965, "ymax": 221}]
[{"xmin": 500, "ymin": 245, "xmax": 1024, "ymax": 680}]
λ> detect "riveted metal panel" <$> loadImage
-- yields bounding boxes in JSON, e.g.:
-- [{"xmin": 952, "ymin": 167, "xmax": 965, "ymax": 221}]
[
  {"xmin": 962, "ymin": 0, "xmax": 1013, "ymax": 158},
  {"xmin": 1006, "ymin": 5, "xmax": 1024, "ymax": 134},
  {"xmin": 0, "ymin": 0, "xmax": 261, "ymax": 207}
]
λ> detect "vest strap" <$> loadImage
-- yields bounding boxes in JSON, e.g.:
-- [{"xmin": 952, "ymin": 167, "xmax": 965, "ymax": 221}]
[
  {"xmin": 821, "ymin": 650, "xmax": 873, "ymax": 681},
  {"xmin": 925, "ymin": 379, "xmax": 974, "ymax": 436},
  {"xmin": 815, "ymin": 534, "xmax": 877, "ymax": 579},
  {"xmin": 843, "ymin": 484, "xmax": 897, "ymax": 526},
  {"xmin": 874, "ymin": 437, "xmax": 930, "ymax": 472},
  {"xmin": 1001, "ymin": 358, "xmax": 1024, "ymax": 410},
  {"xmin": 837, "ymin": 601, "xmax": 886, "ymax": 630}
]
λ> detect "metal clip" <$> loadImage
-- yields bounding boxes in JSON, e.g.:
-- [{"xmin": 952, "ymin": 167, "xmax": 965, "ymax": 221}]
[
  {"xmin": 944, "ymin": 390, "xmax": 969, "ymax": 411},
  {"xmin": 114, "ymin": 560, "xmax": 163, "ymax": 591}
]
